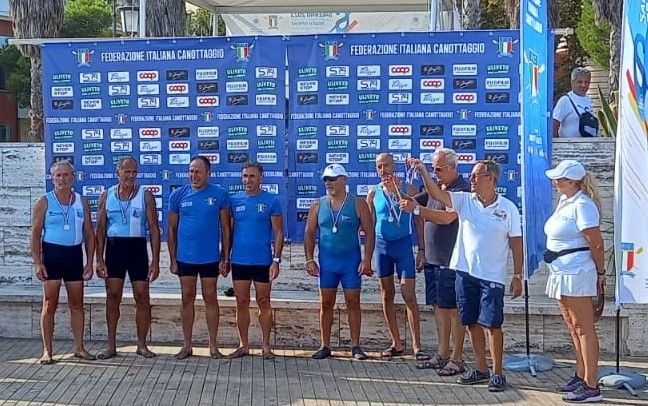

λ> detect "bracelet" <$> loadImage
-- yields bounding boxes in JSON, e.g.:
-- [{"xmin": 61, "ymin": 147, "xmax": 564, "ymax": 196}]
[
  {"xmin": 597, "ymin": 271, "xmax": 606, "ymax": 276},
  {"xmin": 306, "ymin": 259, "xmax": 316, "ymax": 265},
  {"xmin": 417, "ymin": 249, "xmax": 424, "ymax": 252},
  {"xmin": 512, "ymin": 274, "xmax": 523, "ymax": 280},
  {"xmin": 221, "ymin": 259, "xmax": 230, "ymax": 264}
]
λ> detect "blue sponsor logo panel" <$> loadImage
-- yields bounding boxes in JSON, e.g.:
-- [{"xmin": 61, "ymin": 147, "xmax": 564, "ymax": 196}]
[{"xmin": 43, "ymin": 37, "xmax": 287, "ymax": 238}]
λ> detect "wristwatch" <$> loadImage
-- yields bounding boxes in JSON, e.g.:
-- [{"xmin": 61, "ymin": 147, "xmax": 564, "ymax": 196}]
[
  {"xmin": 272, "ymin": 257, "xmax": 281, "ymax": 264},
  {"xmin": 413, "ymin": 205, "xmax": 421, "ymax": 216}
]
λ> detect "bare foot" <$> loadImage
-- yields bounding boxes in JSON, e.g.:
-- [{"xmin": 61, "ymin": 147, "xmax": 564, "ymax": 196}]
[{"xmin": 39, "ymin": 354, "xmax": 55, "ymax": 365}]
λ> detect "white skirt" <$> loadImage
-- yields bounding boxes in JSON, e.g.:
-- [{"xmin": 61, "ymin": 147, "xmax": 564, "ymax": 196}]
[{"xmin": 545, "ymin": 267, "xmax": 597, "ymax": 300}]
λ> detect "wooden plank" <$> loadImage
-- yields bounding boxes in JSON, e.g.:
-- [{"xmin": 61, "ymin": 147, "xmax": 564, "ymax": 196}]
[
  {"xmin": 237, "ymin": 353, "xmax": 253, "ymax": 406},
  {"xmin": 185, "ymin": 360, "xmax": 208, "ymax": 406},
  {"xmin": 224, "ymin": 355, "xmax": 242, "ymax": 405},
  {"xmin": 198, "ymin": 357, "xmax": 222, "ymax": 406}
]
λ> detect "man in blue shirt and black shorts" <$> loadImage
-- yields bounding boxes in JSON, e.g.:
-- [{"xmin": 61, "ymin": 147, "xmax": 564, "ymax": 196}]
[{"xmin": 168, "ymin": 156, "xmax": 231, "ymax": 359}]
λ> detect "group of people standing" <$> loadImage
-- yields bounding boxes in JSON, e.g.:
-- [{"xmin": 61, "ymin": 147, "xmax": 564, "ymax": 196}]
[{"xmin": 32, "ymin": 147, "xmax": 606, "ymax": 403}]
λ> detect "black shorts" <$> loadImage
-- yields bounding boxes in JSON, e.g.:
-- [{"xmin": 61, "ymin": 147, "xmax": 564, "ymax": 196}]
[
  {"xmin": 177, "ymin": 261, "xmax": 219, "ymax": 278},
  {"xmin": 42, "ymin": 241, "xmax": 84, "ymax": 282},
  {"xmin": 105, "ymin": 237, "xmax": 149, "ymax": 282},
  {"xmin": 231, "ymin": 263, "xmax": 271, "ymax": 283}
]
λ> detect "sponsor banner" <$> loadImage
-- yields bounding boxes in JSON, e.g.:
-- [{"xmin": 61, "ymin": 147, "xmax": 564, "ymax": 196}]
[{"xmin": 43, "ymin": 36, "xmax": 287, "ymax": 241}]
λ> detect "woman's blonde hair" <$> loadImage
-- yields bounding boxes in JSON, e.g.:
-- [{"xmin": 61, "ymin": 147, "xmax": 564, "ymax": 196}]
[{"xmin": 578, "ymin": 172, "xmax": 602, "ymax": 212}]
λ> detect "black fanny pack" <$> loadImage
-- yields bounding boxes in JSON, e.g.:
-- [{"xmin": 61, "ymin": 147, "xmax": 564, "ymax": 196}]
[{"xmin": 543, "ymin": 247, "xmax": 590, "ymax": 264}]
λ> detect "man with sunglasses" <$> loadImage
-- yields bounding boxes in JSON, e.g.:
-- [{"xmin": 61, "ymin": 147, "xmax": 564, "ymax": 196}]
[
  {"xmin": 367, "ymin": 153, "xmax": 427, "ymax": 361},
  {"xmin": 405, "ymin": 159, "xmax": 523, "ymax": 392},
  {"xmin": 401, "ymin": 148, "xmax": 469, "ymax": 375},
  {"xmin": 304, "ymin": 164, "xmax": 375, "ymax": 360}
]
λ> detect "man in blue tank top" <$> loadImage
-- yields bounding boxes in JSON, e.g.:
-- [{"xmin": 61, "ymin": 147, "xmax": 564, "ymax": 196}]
[
  {"xmin": 367, "ymin": 153, "xmax": 427, "ymax": 360},
  {"xmin": 95, "ymin": 157, "xmax": 161, "ymax": 359},
  {"xmin": 168, "ymin": 156, "xmax": 231, "ymax": 359},
  {"xmin": 225, "ymin": 161, "xmax": 283, "ymax": 359},
  {"xmin": 304, "ymin": 164, "xmax": 375, "ymax": 360},
  {"xmin": 31, "ymin": 160, "xmax": 96, "ymax": 364}
]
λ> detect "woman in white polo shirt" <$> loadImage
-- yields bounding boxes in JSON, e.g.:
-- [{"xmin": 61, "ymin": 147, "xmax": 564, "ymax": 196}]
[{"xmin": 544, "ymin": 159, "xmax": 605, "ymax": 404}]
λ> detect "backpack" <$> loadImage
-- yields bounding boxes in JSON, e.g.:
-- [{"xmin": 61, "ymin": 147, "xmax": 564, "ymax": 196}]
[{"xmin": 567, "ymin": 94, "xmax": 598, "ymax": 137}]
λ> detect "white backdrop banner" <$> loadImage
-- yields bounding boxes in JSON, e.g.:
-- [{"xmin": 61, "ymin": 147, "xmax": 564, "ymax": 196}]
[
  {"xmin": 223, "ymin": 12, "xmax": 434, "ymax": 36},
  {"xmin": 614, "ymin": 1, "xmax": 648, "ymax": 305}
]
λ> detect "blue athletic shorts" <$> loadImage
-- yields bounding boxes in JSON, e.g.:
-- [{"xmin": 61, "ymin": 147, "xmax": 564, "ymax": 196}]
[
  {"xmin": 455, "ymin": 270, "xmax": 505, "ymax": 328},
  {"xmin": 424, "ymin": 264, "xmax": 458, "ymax": 308},
  {"xmin": 374, "ymin": 235, "xmax": 416, "ymax": 279},
  {"xmin": 318, "ymin": 254, "xmax": 361, "ymax": 290}
]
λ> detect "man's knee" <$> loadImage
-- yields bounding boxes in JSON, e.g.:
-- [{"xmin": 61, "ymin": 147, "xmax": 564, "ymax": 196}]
[
  {"xmin": 321, "ymin": 297, "xmax": 336, "ymax": 310},
  {"xmin": 42, "ymin": 297, "xmax": 59, "ymax": 314},
  {"xmin": 345, "ymin": 295, "xmax": 361, "ymax": 312},
  {"xmin": 256, "ymin": 294, "xmax": 271, "ymax": 311},
  {"xmin": 236, "ymin": 294, "xmax": 251, "ymax": 309}
]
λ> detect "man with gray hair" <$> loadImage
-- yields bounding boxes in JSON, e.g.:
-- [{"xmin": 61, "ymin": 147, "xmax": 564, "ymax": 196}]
[
  {"xmin": 400, "ymin": 148, "xmax": 469, "ymax": 375},
  {"xmin": 552, "ymin": 67, "xmax": 597, "ymax": 138}
]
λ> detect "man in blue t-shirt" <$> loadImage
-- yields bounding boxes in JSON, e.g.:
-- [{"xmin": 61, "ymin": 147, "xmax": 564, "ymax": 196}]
[
  {"xmin": 168, "ymin": 156, "xmax": 231, "ymax": 360},
  {"xmin": 225, "ymin": 161, "xmax": 283, "ymax": 360}
]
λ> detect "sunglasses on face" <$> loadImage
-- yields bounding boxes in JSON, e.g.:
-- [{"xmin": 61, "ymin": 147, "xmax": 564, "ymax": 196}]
[
  {"xmin": 432, "ymin": 165, "xmax": 448, "ymax": 173},
  {"xmin": 469, "ymin": 172, "xmax": 490, "ymax": 180},
  {"xmin": 323, "ymin": 176, "xmax": 341, "ymax": 182}
]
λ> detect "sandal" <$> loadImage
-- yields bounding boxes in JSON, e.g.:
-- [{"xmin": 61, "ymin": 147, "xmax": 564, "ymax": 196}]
[
  {"xmin": 136, "ymin": 348, "xmax": 156, "ymax": 358},
  {"xmin": 380, "ymin": 346, "xmax": 404, "ymax": 358},
  {"xmin": 228, "ymin": 347, "xmax": 249, "ymax": 359},
  {"xmin": 414, "ymin": 350, "xmax": 431, "ymax": 361},
  {"xmin": 174, "ymin": 348, "xmax": 193, "ymax": 360},
  {"xmin": 438, "ymin": 359, "xmax": 466, "ymax": 376},
  {"xmin": 415, "ymin": 353, "xmax": 449, "ymax": 369},
  {"xmin": 262, "ymin": 351, "xmax": 276, "ymax": 360},
  {"xmin": 96, "ymin": 349, "xmax": 117, "ymax": 360},
  {"xmin": 74, "ymin": 351, "xmax": 96, "ymax": 361},
  {"xmin": 39, "ymin": 356, "xmax": 55, "ymax": 365}
]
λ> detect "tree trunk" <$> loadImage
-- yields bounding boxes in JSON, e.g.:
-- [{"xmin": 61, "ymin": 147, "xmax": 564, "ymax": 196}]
[
  {"xmin": 608, "ymin": 2, "xmax": 622, "ymax": 94},
  {"xmin": 505, "ymin": 0, "xmax": 520, "ymax": 29},
  {"xmin": 9, "ymin": 0, "xmax": 64, "ymax": 141},
  {"xmin": 146, "ymin": 0, "xmax": 186, "ymax": 37},
  {"xmin": 462, "ymin": 0, "xmax": 481, "ymax": 29}
]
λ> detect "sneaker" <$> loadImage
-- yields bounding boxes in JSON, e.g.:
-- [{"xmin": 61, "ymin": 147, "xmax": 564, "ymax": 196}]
[
  {"xmin": 558, "ymin": 376, "xmax": 585, "ymax": 393},
  {"xmin": 457, "ymin": 368, "xmax": 491, "ymax": 385},
  {"xmin": 563, "ymin": 385, "xmax": 603, "ymax": 403},
  {"xmin": 312, "ymin": 346, "xmax": 332, "ymax": 360},
  {"xmin": 351, "ymin": 346, "xmax": 368, "ymax": 360},
  {"xmin": 488, "ymin": 374, "xmax": 507, "ymax": 392}
]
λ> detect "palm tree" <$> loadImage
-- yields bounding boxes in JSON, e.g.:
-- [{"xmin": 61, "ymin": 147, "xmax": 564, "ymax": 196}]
[
  {"xmin": 9, "ymin": 0, "xmax": 64, "ymax": 141},
  {"xmin": 504, "ymin": 0, "xmax": 520, "ymax": 28},
  {"xmin": 462, "ymin": 0, "xmax": 481, "ymax": 29},
  {"xmin": 592, "ymin": 0, "xmax": 622, "ymax": 93},
  {"xmin": 146, "ymin": 0, "xmax": 186, "ymax": 37}
]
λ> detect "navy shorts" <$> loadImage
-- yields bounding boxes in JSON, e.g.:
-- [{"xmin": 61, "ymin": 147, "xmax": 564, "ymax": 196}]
[
  {"xmin": 105, "ymin": 237, "xmax": 149, "ymax": 282},
  {"xmin": 42, "ymin": 241, "xmax": 84, "ymax": 282},
  {"xmin": 424, "ymin": 264, "xmax": 458, "ymax": 308},
  {"xmin": 319, "ymin": 254, "xmax": 362, "ymax": 290},
  {"xmin": 375, "ymin": 236, "xmax": 416, "ymax": 279},
  {"xmin": 455, "ymin": 271, "xmax": 505, "ymax": 328},
  {"xmin": 177, "ymin": 261, "xmax": 219, "ymax": 278},
  {"xmin": 231, "ymin": 263, "xmax": 270, "ymax": 283}
]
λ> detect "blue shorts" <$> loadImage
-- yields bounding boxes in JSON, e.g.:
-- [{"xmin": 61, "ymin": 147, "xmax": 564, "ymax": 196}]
[
  {"xmin": 455, "ymin": 271, "xmax": 505, "ymax": 328},
  {"xmin": 375, "ymin": 236, "xmax": 416, "ymax": 279},
  {"xmin": 424, "ymin": 264, "xmax": 457, "ymax": 308},
  {"xmin": 319, "ymin": 254, "xmax": 361, "ymax": 290}
]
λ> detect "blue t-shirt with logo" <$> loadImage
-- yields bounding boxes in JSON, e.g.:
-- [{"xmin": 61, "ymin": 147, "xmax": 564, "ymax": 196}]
[
  {"xmin": 230, "ymin": 191, "xmax": 282, "ymax": 265},
  {"xmin": 169, "ymin": 183, "xmax": 230, "ymax": 264}
]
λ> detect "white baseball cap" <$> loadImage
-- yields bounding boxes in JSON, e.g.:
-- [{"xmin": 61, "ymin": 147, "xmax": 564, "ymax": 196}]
[
  {"xmin": 321, "ymin": 164, "xmax": 348, "ymax": 179},
  {"xmin": 545, "ymin": 159, "xmax": 586, "ymax": 181}
]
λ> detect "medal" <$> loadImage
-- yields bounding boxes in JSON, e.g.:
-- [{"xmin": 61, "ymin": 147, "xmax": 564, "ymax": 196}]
[
  {"xmin": 328, "ymin": 192, "xmax": 349, "ymax": 235},
  {"xmin": 53, "ymin": 191, "xmax": 73, "ymax": 232},
  {"xmin": 63, "ymin": 224, "xmax": 70, "ymax": 231},
  {"xmin": 388, "ymin": 216, "xmax": 394, "ymax": 222},
  {"xmin": 332, "ymin": 226, "xmax": 338, "ymax": 233},
  {"xmin": 117, "ymin": 185, "xmax": 136, "ymax": 225}
]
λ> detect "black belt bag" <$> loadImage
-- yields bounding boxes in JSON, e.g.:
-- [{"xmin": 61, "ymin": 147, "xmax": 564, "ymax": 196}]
[{"xmin": 543, "ymin": 247, "xmax": 590, "ymax": 264}]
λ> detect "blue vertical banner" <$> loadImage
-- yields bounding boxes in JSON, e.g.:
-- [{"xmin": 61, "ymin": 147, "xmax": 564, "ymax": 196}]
[
  {"xmin": 521, "ymin": 1, "xmax": 552, "ymax": 278},
  {"xmin": 287, "ymin": 31, "xmax": 522, "ymax": 242},
  {"xmin": 42, "ymin": 37, "xmax": 287, "ymax": 239}
]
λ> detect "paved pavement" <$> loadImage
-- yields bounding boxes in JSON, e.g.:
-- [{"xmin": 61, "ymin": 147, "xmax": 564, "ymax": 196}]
[{"xmin": 0, "ymin": 338, "xmax": 646, "ymax": 405}]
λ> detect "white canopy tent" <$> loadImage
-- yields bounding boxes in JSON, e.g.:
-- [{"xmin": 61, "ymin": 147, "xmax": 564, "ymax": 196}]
[{"xmin": 187, "ymin": 0, "xmax": 440, "ymax": 14}]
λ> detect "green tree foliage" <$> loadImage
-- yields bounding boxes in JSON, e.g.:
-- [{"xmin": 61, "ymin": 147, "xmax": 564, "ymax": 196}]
[
  {"xmin": 553, "ymin": 0, "xmax": 589, "ymax": 102},
  {"xmin": 60, "ymin": 0, "xmax": 112, "ymax": 38},
  {"xmin": 576, "ymin": 0, "xmax": 610, "ymax": 68},
  {"xmin": 187, "ymin": 8, "xmax": 225, "ymax": 37},
  {"xmin": 0, "ymin": 44, "xmax": 31, "ymax": 108},
  {"xmin": 480, "ymin": 0, "xmax": 510, "ymax": 29}
]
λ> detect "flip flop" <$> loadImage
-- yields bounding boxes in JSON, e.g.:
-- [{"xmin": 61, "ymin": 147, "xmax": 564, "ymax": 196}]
[
  {"xmin": 210, "ymin": 349, "xmax": 224, "ymax": 359},
  {"xmin": 228, "ymin": 347, "xmax": 249, "ymax": 359},
  {"xmin": 136, "ymin": 348, "xmax": 156, "ymax": 358},
  {"xmin": 96, "ymin": 349, "xmax": 117, "ymax": 360},
  {"xmin": 262, "ymin": 351, "xmax": 276, "ymax": 360},
  {"xmin": 416, "ymin": 353, "xmax": 449, "ymax": 369},
  {"xmin": 414, "ymin": 350, "xmax": 431, "ymax": 361},
  {"xmin": 39, "ymin": 356, "xmax": 55, "ymax": 365},
  {"xmin": 438, "ymin": 360, "xmax": 466, "ymax": 376},
  {"xmin": 380, "ymin": 346, "xmax": 404, "ymax": 358},
  {"xmin": 174, "ymin": 348, "xmax": 193, "ymax": 360},
  {"xmin": 74, "ymin": 351, "xmax": 97, "ymax": 361}
]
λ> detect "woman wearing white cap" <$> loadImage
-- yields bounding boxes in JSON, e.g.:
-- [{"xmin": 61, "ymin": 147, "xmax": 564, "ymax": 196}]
[{"xmin": 544, "ymin": 159, "xmax": 605, "ymax": 403}]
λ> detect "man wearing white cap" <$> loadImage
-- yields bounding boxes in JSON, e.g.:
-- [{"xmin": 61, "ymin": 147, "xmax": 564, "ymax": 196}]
[
  {"xmin": 304, "ymin": 164, "xmax": 375, "ymax": 360},
  {"xmin": 544, "ymin": 159, "xmax": 605, "ymax": 403}
]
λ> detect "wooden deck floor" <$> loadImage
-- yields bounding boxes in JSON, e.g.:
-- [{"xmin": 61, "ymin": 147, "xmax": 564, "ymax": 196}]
[{"xmin": 0, "ymin": 338, "xmax": 646, "ymax": 405}]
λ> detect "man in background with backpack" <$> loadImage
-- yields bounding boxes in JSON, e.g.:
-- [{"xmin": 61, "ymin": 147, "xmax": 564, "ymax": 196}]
[{"xmin": 552, "ymin": 67, "xmax": 598, "ymax": 138}]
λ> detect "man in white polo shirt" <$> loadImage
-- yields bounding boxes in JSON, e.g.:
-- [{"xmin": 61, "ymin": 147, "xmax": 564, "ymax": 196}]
[{"xmin": 405, "ymin": 158, "xmax": 523, "ymax": 392}]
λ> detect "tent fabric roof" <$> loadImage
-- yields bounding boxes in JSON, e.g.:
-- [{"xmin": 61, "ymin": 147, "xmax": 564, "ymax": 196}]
[{"xmin": 188, "ymin": 0, "xmax": 433, "ymax": 14}]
